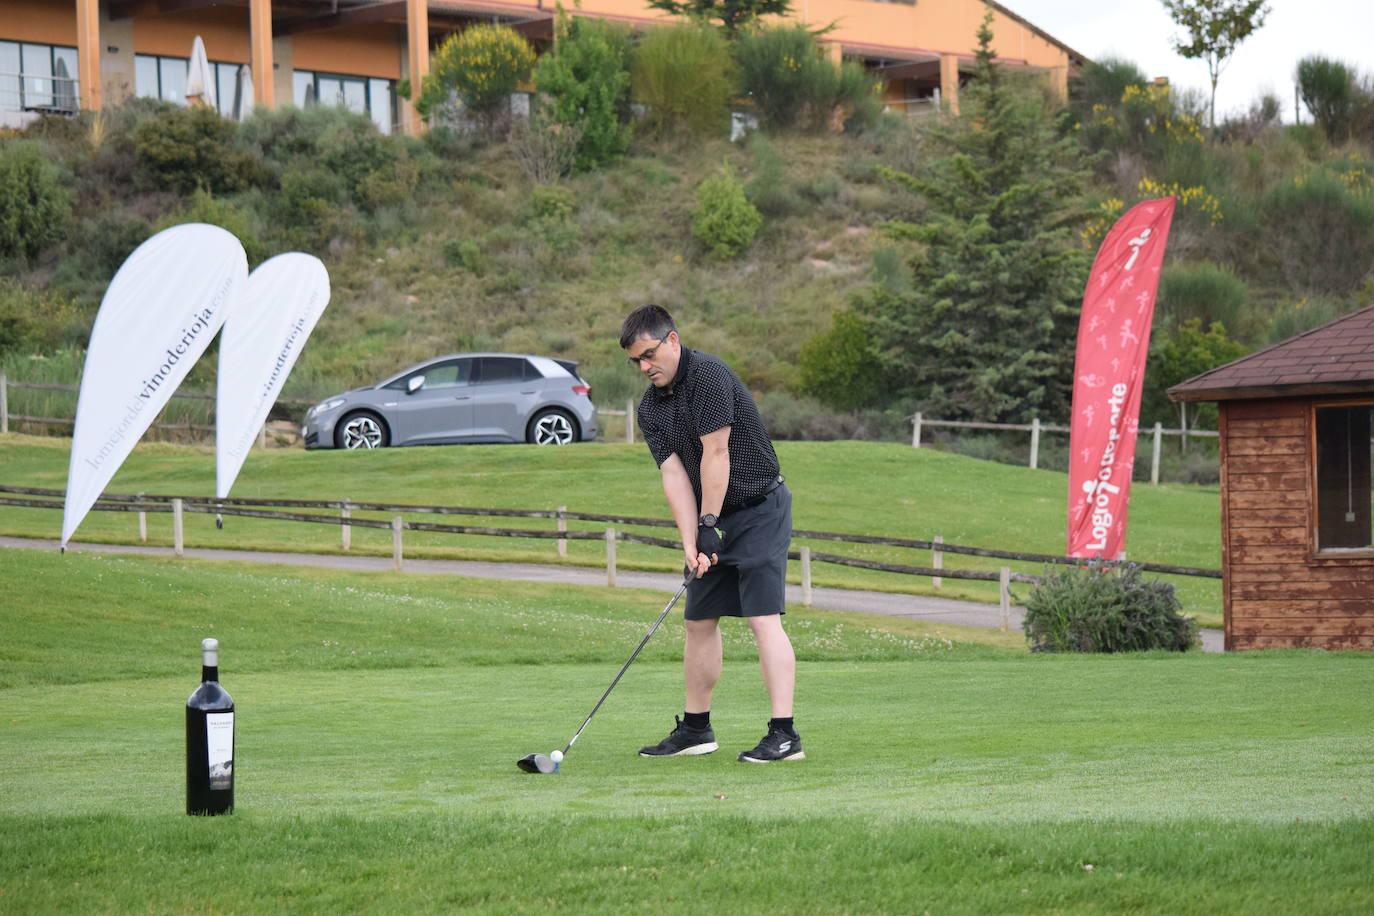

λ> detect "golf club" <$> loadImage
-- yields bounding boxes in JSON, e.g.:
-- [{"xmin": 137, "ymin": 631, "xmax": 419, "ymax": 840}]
[{"xmin": 517, "ymin": 570, "xmax": 694, "ymax": 774}]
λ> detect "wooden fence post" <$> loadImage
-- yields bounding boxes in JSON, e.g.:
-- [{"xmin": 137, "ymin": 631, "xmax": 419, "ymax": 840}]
[
  {"xmin": 626, "ymin": 399, "xmax": 635, "ymax": 444},
  {"xmin": 1029, "ymin": 417, "xmax": 1041, "ymax": 470},
  {"xmin": 0, "ymin": 371, "xmax": 8, "ymax": 434},
  {"xmin": 1151, "ymin": 422, "xmax": 1162, "ymax": 485},
  {"xmin": 605, "ymin": 527, "xmax": 617, "ymax": 587},
  {"xmin": 911, "ymin": 412, "xmax": 922, "ymax": 448},
  {"xmin": 341, "ymin": 499, "xmax": 351, "ymax": 550},
  {"xmin": 557, "ymin": 505, "xmax": 567, "ymax": 558},
  {"xmin": 391, "ymin": 516, "xmax": 403, "ymax": 572},
  {"xmin": 800, "ymin": 546, "xmax": 812, "ymax": 607},
  {"xmin": 932, "ymin": 535, "xmax": 943, "ymax": 589},
  {"xmin": 137, "ymin": 492, "xmax": 147, "ymax": 542},
  {"xmin": 172, "ymin": 498, "xmax": 184, "ymax": 557},
  {"xmin": 999, "ymin": 567, "xmax": 1011, "ymax": 632}
]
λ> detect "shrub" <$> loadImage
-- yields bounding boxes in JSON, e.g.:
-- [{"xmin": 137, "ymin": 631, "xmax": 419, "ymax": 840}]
[
  {"xmin": 1297, "ymin": 56, "xmax": 1355, "ymax": 142},
  {"xmin": 691, "ymin": 163, "xmax": 762, "ymax": 259},
  {"xmin": 797, "ymin": 310, "xmax": 880, "ymax": 409},
  {"xmin": 65, "ymin": 208, "xmax": 153, "ymax": 277},
  {"xmin": 443, "ymin": 238, "xmax": 488, "ymax": 274},
  {"xmin": 743, "ymin": 133, "xmax": 802, "ymax": 216},
  {"xmin": 0, "ymin": 279, "xmax": 84, "ymax": 356},
  {"xmin": 530, "ymin": 185, "xmax": 576, "ymax": 221},
  {"xmin": 533, "ymin": 15, "xmax": 633, "ymax": 171},
  {"xmin": 156, "ymin": 187, "xmax": 267, "ymax": 266},
  {"xmin": 1263, "ymin": 171, "xmax": 1374, "ymax": 295},
  {"xmin": 1142, "ymin": 318, "xmax": 1248, "ymax": 430},
  {"xmin": 1157, "ymin": 261, "xmax": 1252, "ymax": 340},
  {"xmin": 1069, "ymin": 56, "xmax": 1148, "ymax": 122},
  {"xmin": 418, "ymin": 24, "xmax": 535, "ymax": 127},
  {"xmin": 831, "ymin": 59, "xmax": 884, "ymax": 134},
  {"xmin": 510, "ymin": 117, "xmax": 582, "ymax": 184},
  {"xmin": 756, "ymin": 390, "xmax": 909, "ymax": 441},
  {"xmin": 1077, "ymin": 82, "xmax": 1203, "ymax": 177},
  {"xmin": 632, "ymin": 21, "xmax": 737, "ymax": 139},
  {"xmin": 1022, "ymin": 560, "xmax": 1197, "ymax": 653},
  {"xmin": 735, "ymin": 25, "xmax": 828, "ymax": 130},
  {"xmin": 132, "ymin": 105, "xmax": 260, "ymax": 195},
  {"xmin": 734, "ymin": 26, "xmax": 882, "ymax": 133},
  {"xmin": 0, "ymin": 140, "xmax": 73, "ymax": 259}
]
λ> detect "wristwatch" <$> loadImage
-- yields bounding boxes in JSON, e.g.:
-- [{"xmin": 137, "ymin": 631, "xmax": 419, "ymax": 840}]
[{"xmin": 699, "ymin": 513, "xmax": 718, "ymax": 528}]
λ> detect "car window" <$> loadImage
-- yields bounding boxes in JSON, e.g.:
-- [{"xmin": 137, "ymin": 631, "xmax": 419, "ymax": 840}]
[
  {"xmin": 383, "ymin": 359, "xmax": 471, "ymax": 391},
  {"xmin": 475, "ymin": 357, "xmax": 529, "ymax": 385},
  {"xmin": 419, "ymin": 360, "xmax": 472, "ymax": 389}
]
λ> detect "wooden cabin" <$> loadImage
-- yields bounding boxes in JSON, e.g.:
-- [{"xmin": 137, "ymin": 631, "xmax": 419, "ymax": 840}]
[{"xmin": 1169, "ymin": 305, "xmax": 1374, "ymax": 651}]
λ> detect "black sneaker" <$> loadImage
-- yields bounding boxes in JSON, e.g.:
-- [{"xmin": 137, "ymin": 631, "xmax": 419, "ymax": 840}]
[
  {"xmin": 638, "ymin": 716, "xmax": 718, "ymax": 757},
  {"xmin": 737, "ymin": 724, "xmax": 805, "ymax": 763}
]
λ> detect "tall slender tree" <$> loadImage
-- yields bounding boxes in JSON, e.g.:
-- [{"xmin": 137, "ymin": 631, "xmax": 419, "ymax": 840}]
[
  {"xmin": 854, "ymin": 12, "xmax": 1093, "ymax": 423},
  {"xmin": 1161, "ymin": 0, "xmax": 1271, "ymax": 127},
  {"xmin": 645, "ymin": 0, "xmax": 791, "ymax": 38}
]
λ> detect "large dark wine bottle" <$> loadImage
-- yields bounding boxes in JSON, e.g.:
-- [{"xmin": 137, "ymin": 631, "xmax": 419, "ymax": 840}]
[{"xmin": 186, "ymin": 637, "xmax": 235, "ymax": 815}]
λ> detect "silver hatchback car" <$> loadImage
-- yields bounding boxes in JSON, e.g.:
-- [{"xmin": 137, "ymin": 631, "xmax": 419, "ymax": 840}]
[{"xmin": 302, "ymin": 353, "xmax": 599, "ymax": 449}]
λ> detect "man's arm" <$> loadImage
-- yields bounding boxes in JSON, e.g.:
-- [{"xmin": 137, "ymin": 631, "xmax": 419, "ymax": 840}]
[
  {"xmin": 661, "ymin": 454, "xmax": 711, "ymax": 577},
  {"xmin": 698, "ymin": 425, "xmax": 731, "ymax": 521}
]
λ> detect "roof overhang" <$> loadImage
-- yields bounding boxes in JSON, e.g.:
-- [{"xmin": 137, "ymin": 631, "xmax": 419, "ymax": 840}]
[{"xmin": 1169, "ymin": 380, "xmax": 1374, "ymax": 403}]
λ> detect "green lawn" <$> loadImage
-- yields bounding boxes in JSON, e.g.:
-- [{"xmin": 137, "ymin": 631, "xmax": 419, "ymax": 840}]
[
  {"xmin": 1, "ymin": 550, "xmax": 1370, "ymax": 913},
  {"xmin": 0, "ymin": 433, "xmax": 1225, "ymax": 625}
]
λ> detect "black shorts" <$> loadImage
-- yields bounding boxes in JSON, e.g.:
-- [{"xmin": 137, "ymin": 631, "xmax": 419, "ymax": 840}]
[{"xmin": 685, "ymin": 483, "xmax": 791, "ymax": 620}]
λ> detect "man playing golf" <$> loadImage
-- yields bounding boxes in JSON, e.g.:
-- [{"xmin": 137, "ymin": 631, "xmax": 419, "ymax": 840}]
[{"xmin": 620, "ymin": 305, "xmax": 803, "ymax": 763}]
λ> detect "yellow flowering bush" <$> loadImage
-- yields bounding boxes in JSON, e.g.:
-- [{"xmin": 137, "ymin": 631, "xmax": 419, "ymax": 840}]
[
  {"xmin": 1079, "ymin": 180, "xmax": 1221, "ymax": 246},
  {"xmin": 1078, "ymin": 82, "xmax": 1204, "ymax": 172},
  {"xmin": 417, "ymin": 24, "xmax": 535, "ymax": 121}
]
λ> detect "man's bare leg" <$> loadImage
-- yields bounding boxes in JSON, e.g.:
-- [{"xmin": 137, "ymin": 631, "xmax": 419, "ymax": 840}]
[{"xmin": 746, "ymin": 614, "xmax": 795, "ymax": 718}]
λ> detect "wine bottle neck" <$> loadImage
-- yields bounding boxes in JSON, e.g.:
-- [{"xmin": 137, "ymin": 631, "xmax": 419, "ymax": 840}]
[{"xmin": 202, "ymin": 665, "xmax": 219, "ymax": 682}]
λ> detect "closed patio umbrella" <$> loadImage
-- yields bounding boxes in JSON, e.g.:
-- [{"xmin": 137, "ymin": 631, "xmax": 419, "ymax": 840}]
[
  {"xmin": 232, "ymin": 64, "xmax": 253, "ymax": 121},
  {"xmin": 185, "ymin": 35, "xmax": 216, "ymax": 108}
]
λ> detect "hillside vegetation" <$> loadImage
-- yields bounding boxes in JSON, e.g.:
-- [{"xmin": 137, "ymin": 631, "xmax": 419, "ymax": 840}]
[{"xmin": 2, "ymin": 25, "xmax": 1372, "ymax": 457}]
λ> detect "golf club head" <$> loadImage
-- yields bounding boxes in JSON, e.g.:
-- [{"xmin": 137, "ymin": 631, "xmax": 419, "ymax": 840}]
[{"xmin": 516, "ymin": 753, "xmax": 556, "ymax": 774}]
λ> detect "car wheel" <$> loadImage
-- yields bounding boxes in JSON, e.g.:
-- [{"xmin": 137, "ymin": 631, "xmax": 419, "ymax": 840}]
[
  {"xmin": 527, "ymin": 408, "xmax": 577, "ymax": 445},
  {"xmin": 335, "ymin": 411, "xmax": 390, "ymax": 449}
]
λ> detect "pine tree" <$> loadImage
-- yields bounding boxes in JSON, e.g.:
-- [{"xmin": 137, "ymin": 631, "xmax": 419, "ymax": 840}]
[{"xmin": 856, "ymin": 12, "xmax": 1092, "ymax": 423}]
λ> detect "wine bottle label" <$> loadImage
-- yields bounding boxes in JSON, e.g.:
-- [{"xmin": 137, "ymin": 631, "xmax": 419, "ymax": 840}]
[{"xmin": 206, "ymin": 712, "xmax": 234, "ymax": 790}]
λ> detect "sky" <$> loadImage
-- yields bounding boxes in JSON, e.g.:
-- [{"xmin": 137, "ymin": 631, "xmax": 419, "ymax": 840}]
[{"xmin": 1003, "ymin": 1, "xmax": 1374, "ymax": 122}]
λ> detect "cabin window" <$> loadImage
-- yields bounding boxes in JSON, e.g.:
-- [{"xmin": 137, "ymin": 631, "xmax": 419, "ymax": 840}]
[{"xmin": 1314, "ymin": 404, "xmax": 1373, "ymax": 551}]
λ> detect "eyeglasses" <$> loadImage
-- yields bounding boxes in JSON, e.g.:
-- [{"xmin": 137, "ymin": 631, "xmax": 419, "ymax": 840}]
[{"xmin": 626, "ymin": 335, "xmax": 669, "ymax": 366}]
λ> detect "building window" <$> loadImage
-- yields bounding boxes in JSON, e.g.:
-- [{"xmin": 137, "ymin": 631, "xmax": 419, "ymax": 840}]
[
  {"xmin": 1314, "ymin": 404, "xmax": 1373, "ymax": 551},
  {"xmin": 294, "ymin": 68, "xmax": 396, "ymax": 134},
  {"xmin": 136, "ymin": 53, "xmax": 188, "ymax": 105},
  {"xmin": 135, "ymin": 54, "xmax": 256, "ymax": 119},
  {"xmin": 1, "ymin": 41, "xmax": 79, "ymax": 113}
]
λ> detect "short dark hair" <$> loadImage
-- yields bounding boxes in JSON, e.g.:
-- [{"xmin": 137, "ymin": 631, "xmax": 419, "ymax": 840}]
[{"xmin": 619, "ymin": 305, "xmax": 677, "ymax": 350}]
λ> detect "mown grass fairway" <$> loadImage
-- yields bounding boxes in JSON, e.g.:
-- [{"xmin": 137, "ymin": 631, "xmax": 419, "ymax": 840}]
[
  {"xmin": 2, "ymin": 550, "xmax": 1370, "ymax": 913},
  {"xmin": 0, "ymin": 434, "xmax": 1225, "ymax": 625}
]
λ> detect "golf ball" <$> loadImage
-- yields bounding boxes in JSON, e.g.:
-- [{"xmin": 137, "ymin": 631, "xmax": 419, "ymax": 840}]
[{"xmin": 550, "ymin": 750, "xmax": 563, "ymax": 763}]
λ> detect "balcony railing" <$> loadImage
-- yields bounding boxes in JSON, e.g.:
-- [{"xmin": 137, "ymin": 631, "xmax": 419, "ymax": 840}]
[{"xmin": 0, "ymin": 70, "xmax": 80, "ymax": 117}]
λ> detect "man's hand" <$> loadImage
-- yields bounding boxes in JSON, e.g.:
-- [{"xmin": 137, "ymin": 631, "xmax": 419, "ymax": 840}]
[
  {"xmin": 686, "ymin": 550, "xmax": 712, "ymax": 578},
  {"xmin": 684, "ymin": 524, "xmax": 723, "ymax": 579},
  {"xmin": 697, "ymin": 523, "xmax": 724, "ymax": 560}
]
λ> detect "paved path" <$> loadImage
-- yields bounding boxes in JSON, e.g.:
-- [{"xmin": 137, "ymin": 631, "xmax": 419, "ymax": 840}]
[{"xmin": 1, "ymin": 535, "xmax": 1224, "ymax": 652}]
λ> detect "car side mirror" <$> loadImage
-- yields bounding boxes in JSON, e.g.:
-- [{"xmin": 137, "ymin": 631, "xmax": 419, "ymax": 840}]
[{"xmin": 407, "ymin": 375, "xmax": 425, "ymax": 394}]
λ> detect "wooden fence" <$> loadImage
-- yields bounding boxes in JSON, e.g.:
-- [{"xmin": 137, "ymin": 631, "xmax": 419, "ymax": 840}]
[
  {"xmin": 910, "ymin": 413, "xmax": 1219, "ymax": 484},
  {"xmin": 1, "ymin": 373, "xmax": 1217, "ymax": 482},
  {"xmin": 0, "ymin": 485, "xmax": 1222, "ymax": 629}
]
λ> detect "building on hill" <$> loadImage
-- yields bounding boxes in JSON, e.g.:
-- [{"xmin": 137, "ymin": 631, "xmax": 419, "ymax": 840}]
[
  {"xmin": 1169, "ymin": 305, "xmax": 1374, "ymax": 651},
  {"xmin": 2, "ymin": 0, "xmax": 1087, "ymax": 135}
]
